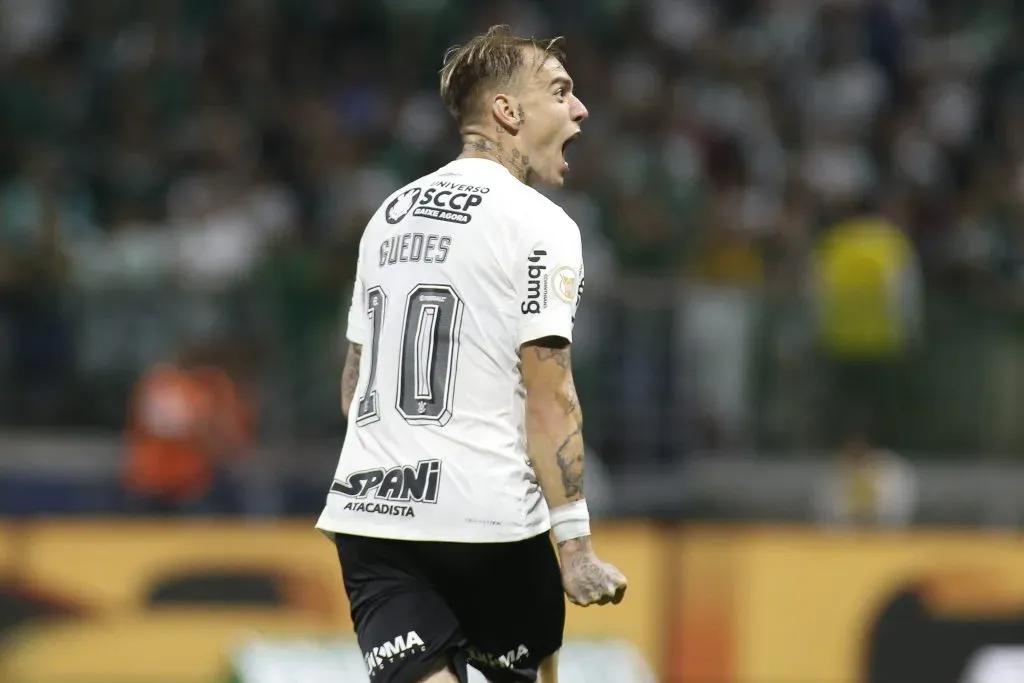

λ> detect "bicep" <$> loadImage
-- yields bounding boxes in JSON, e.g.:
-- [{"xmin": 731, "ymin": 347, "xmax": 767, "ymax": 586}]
[{"xmin": 520, "ymin": 336, "xmax": 575, "ymax": 401}]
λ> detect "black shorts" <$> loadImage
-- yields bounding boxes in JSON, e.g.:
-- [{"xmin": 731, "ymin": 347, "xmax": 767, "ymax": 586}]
[{"xmin": 335, "ymin": 532, "xmax": 565, "ymax": 683}]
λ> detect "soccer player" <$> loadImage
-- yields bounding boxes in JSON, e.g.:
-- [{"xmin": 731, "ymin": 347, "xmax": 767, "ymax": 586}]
[{"xmin": 316, "ymin": 25, "xmax": 627, "ymax": 683}]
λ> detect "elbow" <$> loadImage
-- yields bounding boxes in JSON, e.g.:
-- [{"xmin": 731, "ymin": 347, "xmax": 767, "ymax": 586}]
[
  {"xmin": 525, "ymin": 384, "xmax": 581, "ymax": 426},
  {"xmin": 524, "ymin": 392, "xmax": 553, "ymax": 431}
]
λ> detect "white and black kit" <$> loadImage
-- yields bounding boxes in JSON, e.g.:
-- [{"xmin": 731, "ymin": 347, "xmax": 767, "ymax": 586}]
[
  {"xmin": 336, "ymin": 531, "xmax": 565, "ymax": 683},
  {"xmin": 317, "ymin": 157, "xmax": 585, "ymax": 681}
]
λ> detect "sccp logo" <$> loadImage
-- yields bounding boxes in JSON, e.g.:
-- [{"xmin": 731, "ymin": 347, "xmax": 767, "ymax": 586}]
[{"xmin": 385, "ymin": 187, "xmax": 422, "ymax": 224}]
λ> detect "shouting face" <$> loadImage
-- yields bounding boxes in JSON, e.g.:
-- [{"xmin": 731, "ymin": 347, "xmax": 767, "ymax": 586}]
[{"xmin": 514, "ymin": 53, "xmax": 589, "ymax": 187}]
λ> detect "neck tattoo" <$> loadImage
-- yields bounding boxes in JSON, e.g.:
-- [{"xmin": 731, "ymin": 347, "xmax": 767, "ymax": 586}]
[{"xmin": 462, "ymin": 136, "xmax": 530, "ymax": 183}]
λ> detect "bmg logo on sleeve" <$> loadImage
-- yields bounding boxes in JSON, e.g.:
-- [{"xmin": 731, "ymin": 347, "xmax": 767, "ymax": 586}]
[{"xmin": 521, "ymin": 248, "xmax": 548, "ymax": 314}]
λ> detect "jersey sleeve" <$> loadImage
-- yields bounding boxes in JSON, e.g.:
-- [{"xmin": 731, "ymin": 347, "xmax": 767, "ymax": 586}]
[
  {"xmin": 515, "ymin": 212, "xmax": 585, "ymax": 347},
  {"xmin": 345, "ymin": 246, "xmax": 368, "ymax": 345}
]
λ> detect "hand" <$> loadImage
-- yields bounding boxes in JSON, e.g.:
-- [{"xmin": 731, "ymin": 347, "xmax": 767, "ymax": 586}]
[{"xmin": 557, "ymin": 536, "xmax": 627, "ymax": 606}]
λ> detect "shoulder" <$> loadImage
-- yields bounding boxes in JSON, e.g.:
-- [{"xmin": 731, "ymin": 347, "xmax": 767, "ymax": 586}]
[
  {"xmin": 505, "ymin": 182, "xmax": 580, "ymax": 241},
  {"xmin": 375, "ymin": 178, "xmax": 428, "ymax": 227},
  {"xmin": 355, "ymin": 175, "xmax": 434, "ymax": 256}
]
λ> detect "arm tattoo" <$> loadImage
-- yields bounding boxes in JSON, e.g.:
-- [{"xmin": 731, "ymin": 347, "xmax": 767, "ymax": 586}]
[
  {"xmin": 554, "ymin": 374, "xmax": 579, "ymax": 416},
  {"xmin": 555, "ymin": 386, "xmax": 578, "ymax": 416},
  {"xmin": 341, "ymin": 344, "xmax": 362, "ymax": 416},
  {"xmin": 524, "ymin": 340, "xmax": 583, "ymax": 498},
  {"xmin": 555, "ymin": 421, "xmax": 585, "ymax": 499},
  {"xmin": 529, "ymin": 345, "xmax": 571, "ymax": 370},
  {"xmin": 555, "ymin": 379, "xmax": 585, "ymax": 498}
]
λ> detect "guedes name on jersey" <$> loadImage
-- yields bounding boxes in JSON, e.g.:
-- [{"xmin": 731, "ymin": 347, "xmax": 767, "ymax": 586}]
[{"xmin": 379, "ymin": 233, "xmax": 452, "ymax": 267}]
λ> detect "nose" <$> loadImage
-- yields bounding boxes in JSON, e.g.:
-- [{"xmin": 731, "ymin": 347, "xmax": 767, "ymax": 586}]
[{"xmin": 571, "ymin": 94, "xmax": 588, "ymax": 123}]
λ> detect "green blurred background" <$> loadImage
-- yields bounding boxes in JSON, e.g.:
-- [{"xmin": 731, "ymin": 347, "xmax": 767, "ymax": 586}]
[{"xmin": 4, "ymin": 1, "xmax": 1024, "ymax": 682}]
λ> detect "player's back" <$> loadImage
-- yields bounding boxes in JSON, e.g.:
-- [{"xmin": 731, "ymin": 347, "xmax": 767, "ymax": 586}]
[{"xmin": 317, "ymin": 158, "xmax": 584, "ymax": 543}]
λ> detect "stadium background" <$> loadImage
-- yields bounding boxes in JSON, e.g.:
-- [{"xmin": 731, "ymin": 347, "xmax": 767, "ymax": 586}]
[{"xmin": 3, "ymin": 0, "xmax": 1024, "ymax": 681}]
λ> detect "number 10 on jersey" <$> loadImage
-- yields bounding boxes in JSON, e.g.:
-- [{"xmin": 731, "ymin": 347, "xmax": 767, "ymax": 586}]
[{"xmin": 356, "ymin": 284, "xmax": 464, "ymax": 427}]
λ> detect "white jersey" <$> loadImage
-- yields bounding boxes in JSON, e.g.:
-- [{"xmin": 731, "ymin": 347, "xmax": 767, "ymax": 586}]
[{"xmin": 316, "ymin": 158, "xmax": 584, "ymax": 543}]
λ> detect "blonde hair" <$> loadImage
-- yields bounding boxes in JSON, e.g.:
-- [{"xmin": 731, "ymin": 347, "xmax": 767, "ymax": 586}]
[{"xmin": 439, "ymin": 25, "xmax": 565, "ymax": 125}]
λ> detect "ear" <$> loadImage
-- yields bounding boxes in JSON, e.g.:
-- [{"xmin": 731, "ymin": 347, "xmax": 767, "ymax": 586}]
[{"xmin": 491, "ymin": 93, "xmax": 521, "ymax": 134}]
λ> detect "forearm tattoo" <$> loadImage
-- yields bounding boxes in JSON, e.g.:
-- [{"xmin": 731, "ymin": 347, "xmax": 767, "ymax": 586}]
[
  {"xmin": 555, "ymin": 379, "xmax": 578, "ymax": 416},
  {"xmin": 555, "ymin": 420, "xmax": 584, "ymax": 498},
  {"xmin": 529, "ymin": 345, "xmax": 584, "ymax": 499}
]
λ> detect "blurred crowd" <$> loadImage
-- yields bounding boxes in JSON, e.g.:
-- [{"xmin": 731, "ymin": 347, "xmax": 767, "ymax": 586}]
[{"xmin": 3, "ymin": 0, "xmax": 1024, "ymax": 458}]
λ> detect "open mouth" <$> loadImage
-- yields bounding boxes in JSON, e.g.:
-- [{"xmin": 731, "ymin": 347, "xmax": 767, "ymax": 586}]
[
  {"xmin": 561, "ymin": 131, "xmax": 581, "ymax": 169},
  {"xmin": 562, "ymin": 131, "xmax": 581, "ymax": 155}
]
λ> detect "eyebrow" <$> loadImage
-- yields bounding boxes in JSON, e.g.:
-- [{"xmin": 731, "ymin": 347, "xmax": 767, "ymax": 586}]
[{"xmin": 550, "ymin": 75, "xmax": 574, "ymax": 92}]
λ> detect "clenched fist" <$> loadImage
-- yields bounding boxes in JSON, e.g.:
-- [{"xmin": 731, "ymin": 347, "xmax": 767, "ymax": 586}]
[{"xmin": 557, "ymin": 536, "xmax": 628, "ymax": 606}]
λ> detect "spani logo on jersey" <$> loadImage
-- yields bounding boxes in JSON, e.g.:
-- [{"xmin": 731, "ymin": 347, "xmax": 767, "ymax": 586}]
[
  {"xmin": 385, "ymin": 187, "xmax": 422, "ymax": 224},
  {"xmin": 331, "ymin": 459, "xmax": 442, "ymax": 503}
]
